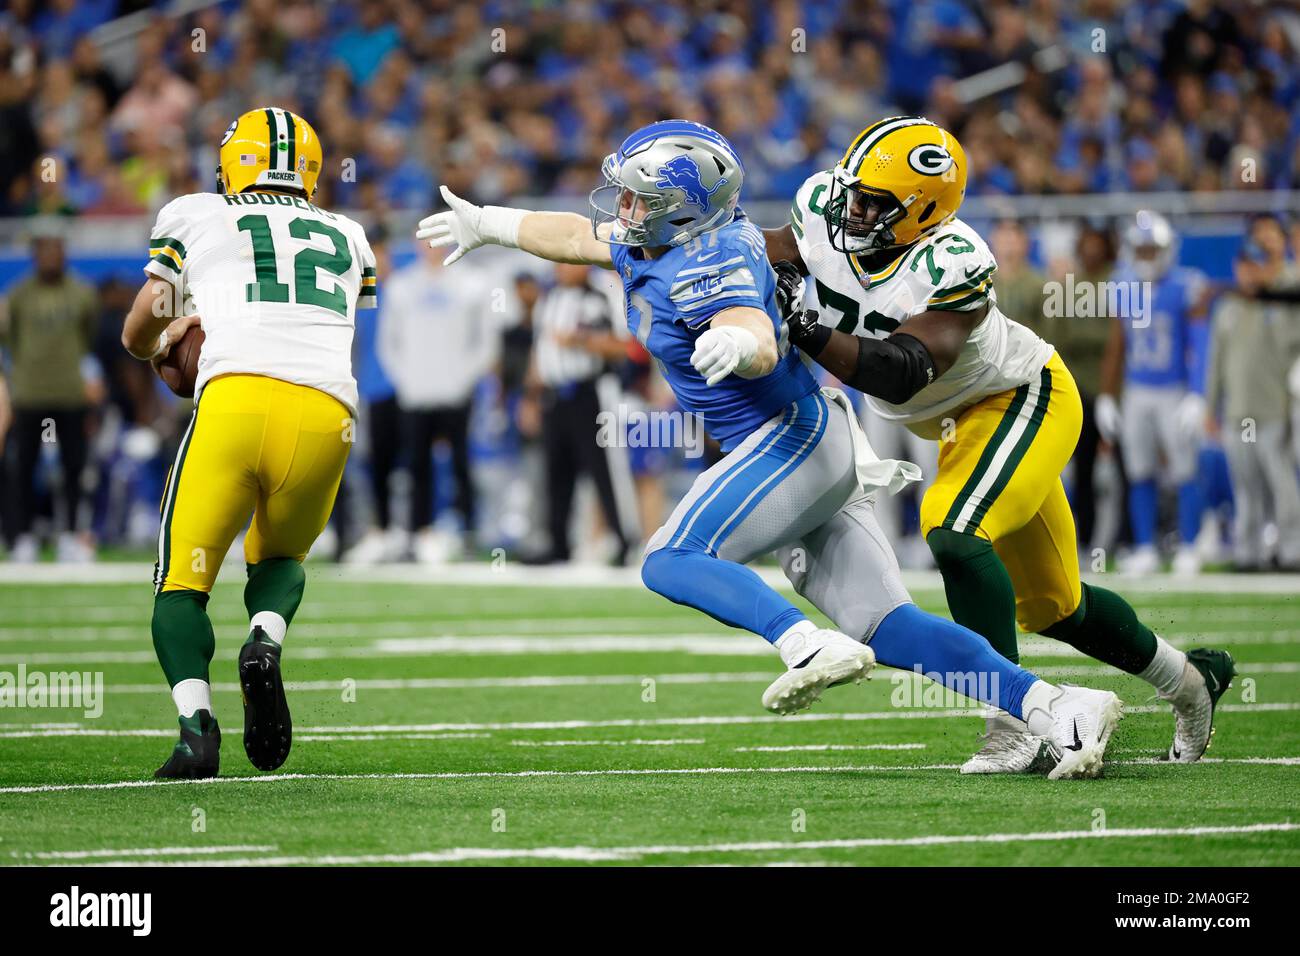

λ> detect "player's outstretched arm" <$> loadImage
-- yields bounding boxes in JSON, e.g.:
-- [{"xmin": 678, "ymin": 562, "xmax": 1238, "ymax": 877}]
[{"xmin": 417, "ymin": 185, "xmax": 613, "ymax": 269}]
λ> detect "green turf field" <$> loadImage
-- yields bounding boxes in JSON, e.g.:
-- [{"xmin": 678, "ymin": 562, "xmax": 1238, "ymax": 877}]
[{"xmin": 1, "ymin": 566, "xmax": 1297, "ymax": 866}]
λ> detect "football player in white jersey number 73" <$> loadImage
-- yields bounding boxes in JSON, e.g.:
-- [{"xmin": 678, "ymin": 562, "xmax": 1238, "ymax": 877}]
[{"xmin": 763, "ymin": 116, "xmax": 1235, "ymax": 772}]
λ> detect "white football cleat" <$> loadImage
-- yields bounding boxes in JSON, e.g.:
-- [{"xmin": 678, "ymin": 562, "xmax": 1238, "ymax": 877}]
[
  {"xmin": 1120, "ymin": 545, "xmax": 1160, "ymax": 576},
  {"xmin": 762, "ymin": 631, "xmax": 875, "ymax": 715},
  {"xmin": 1037, "ymin": 686, "xmax": 1124, "ymax": 780},
  {"xmin": 1171, "ymin": 545, "xmax": 1202, "ymax": 576},
  {"xmin": 1163, "ymin": 648, "xmax": 1236, "ymax": 762},
  {"xmin": 960, "ymin": 711, "xmax": 1044, "ymax": 774}
]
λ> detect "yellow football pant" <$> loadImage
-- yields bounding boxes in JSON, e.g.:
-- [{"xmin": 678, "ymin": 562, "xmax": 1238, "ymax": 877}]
[
  {"xmin": 155, "ymin": 374, "xmax": 351, "ymax": 593},
  {"xmin": 919, "ymin": 351, "xmax": 1084, "ymax": 632}
]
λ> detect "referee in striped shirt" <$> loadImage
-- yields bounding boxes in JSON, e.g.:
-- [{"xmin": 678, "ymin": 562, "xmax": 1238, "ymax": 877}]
[{"xmin": 526, "ymin": 263, "xmax": 637, "ymax": 565}]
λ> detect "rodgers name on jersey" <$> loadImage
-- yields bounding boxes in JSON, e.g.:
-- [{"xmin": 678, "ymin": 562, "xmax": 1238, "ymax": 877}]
[
  {"xmin": 144, "ymin": 191, "xmax": 378, "ymax": 413},
  {"xmin": 791, "ymin": 170, "xmax": 1052, "ymax": 438}
]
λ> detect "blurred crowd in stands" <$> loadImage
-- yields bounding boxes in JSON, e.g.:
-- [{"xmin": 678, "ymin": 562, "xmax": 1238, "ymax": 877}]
[
  {"xmin": 3, "ymin": 0, "xmax": 1300, "ymax": 218},
  {"xmin": 2, "ymin": 0, "xmax": 1300, "ymax": 571}
]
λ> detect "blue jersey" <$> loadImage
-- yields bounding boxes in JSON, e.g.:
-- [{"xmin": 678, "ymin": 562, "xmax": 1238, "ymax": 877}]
[
  {"xmin": 1117, "ymin": 265, "xmax": 1207, "ymax": 388},
  {"xmin": 611, "ymin": 215, "xmax": 818, "ymax": 451}
]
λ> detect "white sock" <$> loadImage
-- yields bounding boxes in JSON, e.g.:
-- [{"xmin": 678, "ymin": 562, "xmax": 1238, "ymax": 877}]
[
  {"xmin": 1139, "ymin": 636, "xmax": 1188, "ymax": 697},
  {"xmin": 774, "ymin": 619, "xmax": 819, "ymax": 667},
  {"xmin": 1020, "ymin": 680, "xmax": 1060, "ymax": 737},
  {"xmin": 250, "ymin": 610, "xmax": 288, "ymax": 645},
  {"xmin": 172, "ymin": 678, "xmax": 212, "ymax": 719}
]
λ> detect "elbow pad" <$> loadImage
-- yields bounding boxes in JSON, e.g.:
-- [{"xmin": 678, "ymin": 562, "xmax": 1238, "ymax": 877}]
[{"xmin": 846, "ymin": 333, "xmax": 936, "ymax": 404}]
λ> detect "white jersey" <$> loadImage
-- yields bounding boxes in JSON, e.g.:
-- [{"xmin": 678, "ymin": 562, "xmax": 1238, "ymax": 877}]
[
  {"xmin": 791, "ymin": 170, "xmax": 1052, "ymax": 438},
  {"xmin": 144, "ymin": 191, "xmax": 377, "ymax": 413}
]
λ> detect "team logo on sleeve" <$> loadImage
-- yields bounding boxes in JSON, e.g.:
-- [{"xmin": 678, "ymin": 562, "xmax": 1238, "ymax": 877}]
[
  {"xmin": 907, "ymin": 144, "xmax": 955, "ymax": 176},
  {"xmin": 656, "ymin": 156, "xmax": 727, "ymax": 211}
]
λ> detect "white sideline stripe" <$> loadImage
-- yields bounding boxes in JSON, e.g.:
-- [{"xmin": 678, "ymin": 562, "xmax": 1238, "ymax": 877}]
[
  {"xmin": 61, "ymin": 822, "xmax": 1300, "ymax": 867},
  {"xmin": 14, "ymin": 845, "xmax": 275, "ymax": 860},
  {"xmin": 735, "ymin": 743, "xmax": 926, "ymax": 752},
  {"xmin": 509, "ymin": 738, "xmax": 705, "ymax": 747},
  {"xmin": 3, "ymin": 561, "xmax": 1300, "ymax": 594},
  {"xmin": 2, "ymin": 702, "xmax": 1297, "ymax": 740},
  {"xmin": 102, "ymin": 672, "xmax": 780, "ymax": 694}
]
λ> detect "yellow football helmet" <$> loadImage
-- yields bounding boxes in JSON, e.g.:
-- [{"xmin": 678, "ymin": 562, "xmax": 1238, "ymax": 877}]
[
  {"xmin": 216, "ymin": 107, "xmax": 323, "ymax": 198},
  {"xmin": 825, "ymin": 116, "xmax": 967, "ymax": 254}
]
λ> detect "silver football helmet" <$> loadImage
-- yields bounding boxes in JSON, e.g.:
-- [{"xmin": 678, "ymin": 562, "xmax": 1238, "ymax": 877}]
[
  {"xmin": 1122, "ymin": 209, "xmax": 1177, "ymax": 282},
  {"xmin": 590, "ymin": 120, "xmax": 744, "ymax": 248}
]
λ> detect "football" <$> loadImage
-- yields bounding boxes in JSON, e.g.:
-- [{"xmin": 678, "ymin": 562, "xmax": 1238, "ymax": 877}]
[{"xmin": 156, "ymin": 324, "xmax": 204, "ymax": 398}]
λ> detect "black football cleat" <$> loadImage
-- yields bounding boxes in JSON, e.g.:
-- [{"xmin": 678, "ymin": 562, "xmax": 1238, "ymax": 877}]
[
  {"xmin": 238, "ymin": 627, "xmax": 292, "ymax": 771},
  {"xmin": 155, "ymin": 709, "xmax": 221, "ymax": 779}
]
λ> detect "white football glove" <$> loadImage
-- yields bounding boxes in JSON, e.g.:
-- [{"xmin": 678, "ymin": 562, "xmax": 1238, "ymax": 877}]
[
  {"xmin": 415, "ymin": 185, "xmax": 525, "ymax": 266},
  {"xmin": 691, "ymin": 326, "xmax": 758, "ymax": 386},
  {"xmin": 1095, "ymin": 393, "xmax": 1121, "ymax": 443}
]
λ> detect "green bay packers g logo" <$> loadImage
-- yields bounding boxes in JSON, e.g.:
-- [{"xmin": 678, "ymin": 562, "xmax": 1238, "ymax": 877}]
[
  {"xmin": 907, "ymin": 144, "xmax": 954, "ymax": 176},
  {"xmin": 219, "ymin": 120, "xmax": 237, "ymax": 147}
]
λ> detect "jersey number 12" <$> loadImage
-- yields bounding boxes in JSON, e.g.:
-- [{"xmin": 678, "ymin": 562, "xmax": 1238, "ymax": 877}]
[{"xmin": 237, "ymin": 214, "xmax": 353, "ymax": 316}]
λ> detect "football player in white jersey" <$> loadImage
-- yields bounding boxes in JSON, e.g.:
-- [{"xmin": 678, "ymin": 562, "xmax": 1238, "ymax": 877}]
[
  {"xmin": 120, "ymin": 107, "xmax": 378, "ymax": 778},
  {"xmin": 764, "ymin": 116, "xmax": 1235, "ymax": 772}
]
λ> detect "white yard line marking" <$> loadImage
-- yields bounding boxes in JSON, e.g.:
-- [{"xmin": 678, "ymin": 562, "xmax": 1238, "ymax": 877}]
[
  {"xmin": 75, "ymin": 660, "xmax": 1300, "ymax": 695},
  {"xmin": 509, "ymin": 738, "xmax": 705, "ymax": 747},
  {"xmin": 3, "ymin": 754, "xmax": 1296, "ymax": 797},
  {"xmin": 735, "ymin": 743, "xmax": 926, "ymax": 752},
  {"xmin": 0, "ymin": 616, "xmax": 696, "ymax": 638},
  {"xmin": 297, "ymin": 732, "xmax": 490, "ymax": 742},
  {"xmin": 1, "ymin": 701, "xmax": 1296, "ymax": 740},
  {"xmin": 1034, "ymin": 662, "xmax": 1300, "ymax": 677},
  {"xmin": 3, "ymin": 560, "xmax": 1299, "ymax": 593},
  {"xmin": 101, "ymin": 672, "xmax": 779, "ymax": 694},
  {"xmin": 60, "ymin": 822, "xmax": 1300, "ymax": 867},
  {"xmin": 13, "ymin": 845, "xmax": 276, "ymax": 860},
  {"xmin": 0, "ymin": 765, "xmax": 964, "ymax": 795},
  {"xmin": 7, "ymin": 629, "xmax": 1300, "ymax": 665}
]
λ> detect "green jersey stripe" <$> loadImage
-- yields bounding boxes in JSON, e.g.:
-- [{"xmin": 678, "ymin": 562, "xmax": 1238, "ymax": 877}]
[
  {"xmin": 148, "ymin": 252, "xmax": 182, "ymax": 273},
  {"xmin": 941, "ymin": 383, "xmax": 1031, "ymax": 530},
  {"xmin": 964, "ymin": 367, "xmax": 1052, "ymax": 530},
  {"xmin": 150, "ymin": 236, "xmax": 188, "ymax": 258},
  {"xmin": 933, "ymin": 265, "xmax": 996, "ymax": 299}
]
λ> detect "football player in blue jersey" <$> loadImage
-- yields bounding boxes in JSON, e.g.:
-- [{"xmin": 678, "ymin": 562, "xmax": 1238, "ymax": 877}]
[
  {"xmin": 418, "ymin": 120, "xmax": 1122, "ymax": 778},
  {"xmin": 1099, "ymin": 211, "xmax": 1210, "ymax": 574}
]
